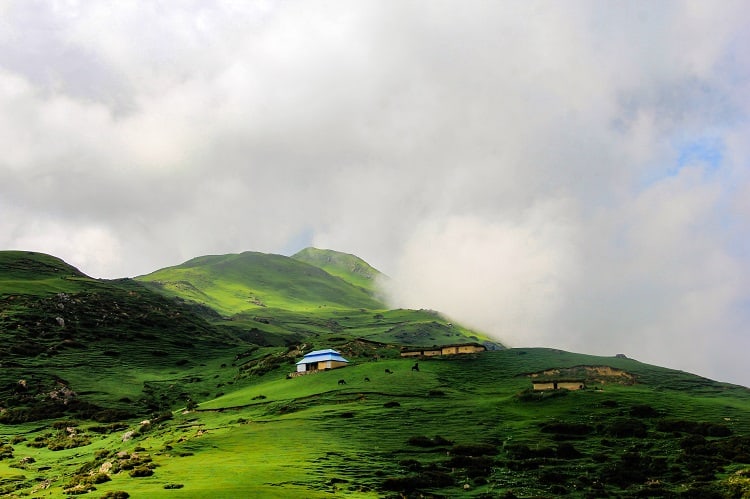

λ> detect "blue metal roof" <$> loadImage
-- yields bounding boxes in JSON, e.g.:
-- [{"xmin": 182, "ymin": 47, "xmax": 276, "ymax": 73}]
[{"xmin": 296, "ymin": 349, "xmax": 349, "ymax": 365}]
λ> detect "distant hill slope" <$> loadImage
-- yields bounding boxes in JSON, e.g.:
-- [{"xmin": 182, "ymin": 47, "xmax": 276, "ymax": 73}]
[
  {"xmin": 136, "ymin": 251, "xmax": 386, "ymax": 316},
  {"xmin": 0, "ymin": 250, "xmax": 244, "ymax": 421},
  {"xmin": 0, "ymin": 250, "xmax": 91, "ymax": 294},
  {"xmin": 135, "ymin": 249, "xmax": 500, "ymax": 350},
  {"xmin": 0, "ymin": 248, "xmax": 500, "ymax": 423},
  {"xmin": 292, "ymin": 247, "xmax": 386, "ymax": 295}
]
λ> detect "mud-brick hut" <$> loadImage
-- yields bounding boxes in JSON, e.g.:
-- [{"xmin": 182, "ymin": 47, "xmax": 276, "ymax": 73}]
[
  {"xmin": 295, "ymin": 349, "xmax": 349, "ymax": 373},
  {"xmin": 400, "ymin": 342, "xmax": 487, "ymax": 358},
  {"xmin": 439, "ymin": 343, "xmax": 487, "ymax": 355},
  {"xmin": 532, "ymin": 378, "xmax": 586, "ymax": 391}
]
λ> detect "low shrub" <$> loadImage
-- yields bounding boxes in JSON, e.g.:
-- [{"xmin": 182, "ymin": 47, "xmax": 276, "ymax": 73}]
[
  {"xmin": 603, "ymin": 418, "xmax": 648, "ymax": 438},
  {"xmin": 450, "ymin": 443, "xmax": 498, "ymax": 456},
  {"xmin": 381, "ymin": 471, "xmax": 455, "ymax": 492},
  {"xmin": 629, "ymin": 404, "xmax": 660, "ymax": 418},
  {"xmin": 516, "ymin": 388, "xmax": 569, "ymax": 402},
  {"xmin": 407, "ymin": 435, "xmax": 452, "ymax": 448},
  {"xmin": 101, "ymin": 492, "xmax": 130, "ymax": 499},
  {"xmin": 539, "ymin": 470, "xmax": 570, "ymax": 485},
  {"xmin": 656, "ymin": 419, "xmax": 732, "ymax": 437},
  {"xmin": 540, "ymin": 422, "xmax": 593, "ymax": 436},
  {"xmin": 129, "ymin": 466, "xmax": 153, "ymax": 477},
  {"xmin": 52, "ymin": 420, "xmax": 79, "ymax": 429},
  {"xmin": 398, "ymin": 459, "xmax": 422, "ymax": 471},
  {"xmin": 0, "ymin": 444, "xmax": 14, "ymax": 460},
  {"xmin": 556, "ymin": 442, "xmax": 582, "ymax": 459}
]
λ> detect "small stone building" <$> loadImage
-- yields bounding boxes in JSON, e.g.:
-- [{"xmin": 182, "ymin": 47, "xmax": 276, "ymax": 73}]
[
  {"xmin": 295, "ymin": 349, "xmax": 349, "ymax": 373},
  {"xmin": 400, "ymin": 343, "xmax": 487, "ymax": 358},
  {"xmin": 532, "ymin": 379, "xmax": 586, "ymax": 391}
]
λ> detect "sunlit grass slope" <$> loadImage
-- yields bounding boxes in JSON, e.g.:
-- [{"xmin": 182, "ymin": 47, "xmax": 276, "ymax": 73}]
[
  {"xmin": 2, "ymin": 348, "xmax": 748, "ymax": 498},
  {"xmin": 0, "ymin": 250, "xmax": 93, "ymax": 294},
  {"xmin": 292, "ymin": 247, "xmax": 385, "ymax": 294},
  {"xmin": 136, "ymin": 251, "xmax": 385, "ymax": 315},
  {"xmin": 6, "ymin": 250, "xmax": 749, "ymax": 496}
]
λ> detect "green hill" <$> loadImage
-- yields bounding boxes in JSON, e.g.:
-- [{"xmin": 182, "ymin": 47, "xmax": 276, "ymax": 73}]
[
  {"xmin": 292, "ymin": 247, "xmax": 386, "ymax": 294},
  {"xmin": 0, "ymin": 251, "xmax": 246, "ymax": 423},
  {"xmin": 1, "ymin": 249, "xmax": 749, "ymax": 497},
  {"xmin": 0, "ymin": 250, "xmax": 91, "ymax": 294},
  {"xmin": 134, "ymin": 249, "xmax": 497, "ymax": 351},
  {"xmin": 136, "ymin": 251, "xmax": 385, "ymax": 315}
]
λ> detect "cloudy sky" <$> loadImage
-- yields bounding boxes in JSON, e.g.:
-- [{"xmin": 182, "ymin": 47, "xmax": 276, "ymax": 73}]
[{"xmin": 2, "ymin": 1, "xmax": 749, "ymax": 385}]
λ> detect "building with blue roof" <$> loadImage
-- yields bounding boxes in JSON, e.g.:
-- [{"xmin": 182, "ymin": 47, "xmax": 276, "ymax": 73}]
[{"xmin": 296, "ymin": 349, "xmax": 349, "ymax": 373}]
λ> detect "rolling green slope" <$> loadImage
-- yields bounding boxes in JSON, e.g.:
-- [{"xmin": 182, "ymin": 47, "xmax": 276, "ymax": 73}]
[
  {"xmin": 2, "ymin": 348, "xmax": 748, "ymax": 497},
  {"xmin": 136, "ymin": 251, "xmax": 385, "ymax": 315},
  {"xmin": 5, "ymin": 249, "xmax": 749, "ymax": 497},
  {"xmin": 0, "ymin": 250, "xmax": 92, "ymax": 294},
  {"xmin": 0, "ymin": 251, "xmax": 246, "ymax": 422},
  {"xmin": 292, "ymin": 247, "xmax": 385, "ymax": 294},
  {"xmin": 135, "ymin": 249, "xmax": 499, "ymax": 350}
]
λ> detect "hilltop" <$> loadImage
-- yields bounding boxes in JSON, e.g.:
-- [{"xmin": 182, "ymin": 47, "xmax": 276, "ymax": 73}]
[
  {"xmin": 135, "ymin": 250, "xmax": 385, "ymax": 314},
  {"xmin": 1, "ymin": 249, "xmax": 749, "ymax": 497},
  {"xmin": 292, "ymin": 247, "xmax": 386, "ymax": 295}
]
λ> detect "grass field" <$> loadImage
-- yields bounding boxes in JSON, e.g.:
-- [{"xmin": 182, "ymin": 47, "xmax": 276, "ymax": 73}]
[{"xmin": 3, "ymin": 349, "xmax": 749, "ymax": 497}]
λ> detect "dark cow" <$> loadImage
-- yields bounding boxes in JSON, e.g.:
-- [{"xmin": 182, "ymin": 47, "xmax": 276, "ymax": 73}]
[{"xmin": 338, "ymin": 379, "xmax": 346, "ymax": 385}]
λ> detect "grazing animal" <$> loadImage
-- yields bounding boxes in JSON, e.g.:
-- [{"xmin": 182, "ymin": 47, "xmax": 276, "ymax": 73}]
[
  {"xmin": 364, "ymin": 377, "xmax": 370, "ymax": 382},
  {"xmin": 411, "ymin": 362, "xmax": 420, "ymax": 372},
  {"xmin": 385, "ymin": 369, "xmax": 393, "ymax": 374},
  {"xmin": 338, "ymin": 379, "xmax": 346, "ymax": 385}
]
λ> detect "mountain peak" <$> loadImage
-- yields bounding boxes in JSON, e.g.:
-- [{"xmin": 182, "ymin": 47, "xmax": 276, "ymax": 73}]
[{"xmin": 292, "ymin": 247, "xmax": 385, "ymax": 293}]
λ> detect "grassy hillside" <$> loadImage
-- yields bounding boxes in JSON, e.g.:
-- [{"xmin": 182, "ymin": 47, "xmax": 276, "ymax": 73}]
[
  {"xmin": 134, "ymin": 250, "xmax": 498, "ymax": 350},
  {"xmin": 136, "ymin": 251, "xmax": 385, "ymax": 315},
  {"xmin": 0, "ymin": 250, "xmax": 92, "ymax": 294},
  {"xmin": 3, "ymin": 249, "xmax": 749, "ymax": 497},
  {"xmin": 292, "ymin": 247, "xmax": 386, "ymax": 295},
  {"xmin": 0, "ymin": 251, "xmax": 247, "ymax": 423},
  {"xmin": 1, "ymin": 348, "xmax": 748, "ymax": 497}
]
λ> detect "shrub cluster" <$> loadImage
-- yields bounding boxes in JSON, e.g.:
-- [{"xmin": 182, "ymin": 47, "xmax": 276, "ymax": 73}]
[
  {"xmin": 657, "ymin": 419, "xmax": 732, "ymax": 437},
  {"xmin": 406, "ymin": 435, "xmax": 452, "ymax": 448}
]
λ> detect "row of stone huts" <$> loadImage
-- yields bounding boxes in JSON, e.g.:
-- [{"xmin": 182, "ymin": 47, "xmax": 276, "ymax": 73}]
[{"xmin": 399, "ymin": 342, "xmax": 487, "ymax": 357}]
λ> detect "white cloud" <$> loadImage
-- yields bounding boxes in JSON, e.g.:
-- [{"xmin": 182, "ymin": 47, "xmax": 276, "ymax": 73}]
[{"xmin": 1, "ymin": 1, "xmax": 749, "ymax": 384}]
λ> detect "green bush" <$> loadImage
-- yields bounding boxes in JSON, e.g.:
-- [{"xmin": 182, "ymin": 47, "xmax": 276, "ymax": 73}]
[
  {"xmin": 0, "ymin": 444, "xmax": 14, "ymax": 460},
  {"xmin": 129, "ymin": 466, "xmax": 154, "ymax": 477},
  {"xmin": 540, "ymin": 422, "xmax": 593, "ymax": 436},
  {"xmin": 382, "ymin": 471, "xmax": 455, "ymax": 492},
  {"xmin": 450, "ymin": 443, "xmax": 498, "ymax": 456},
  {"xmin": 101, "ymin": 492, "xmax": 130, "ymax": 499},
  {"xmin": 407, "ymin": 435, "xmax": 452, "ymax": 448},
  {"xmin": 604, "ymin": 418, "xmax": 648, "ymax": 438}
]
